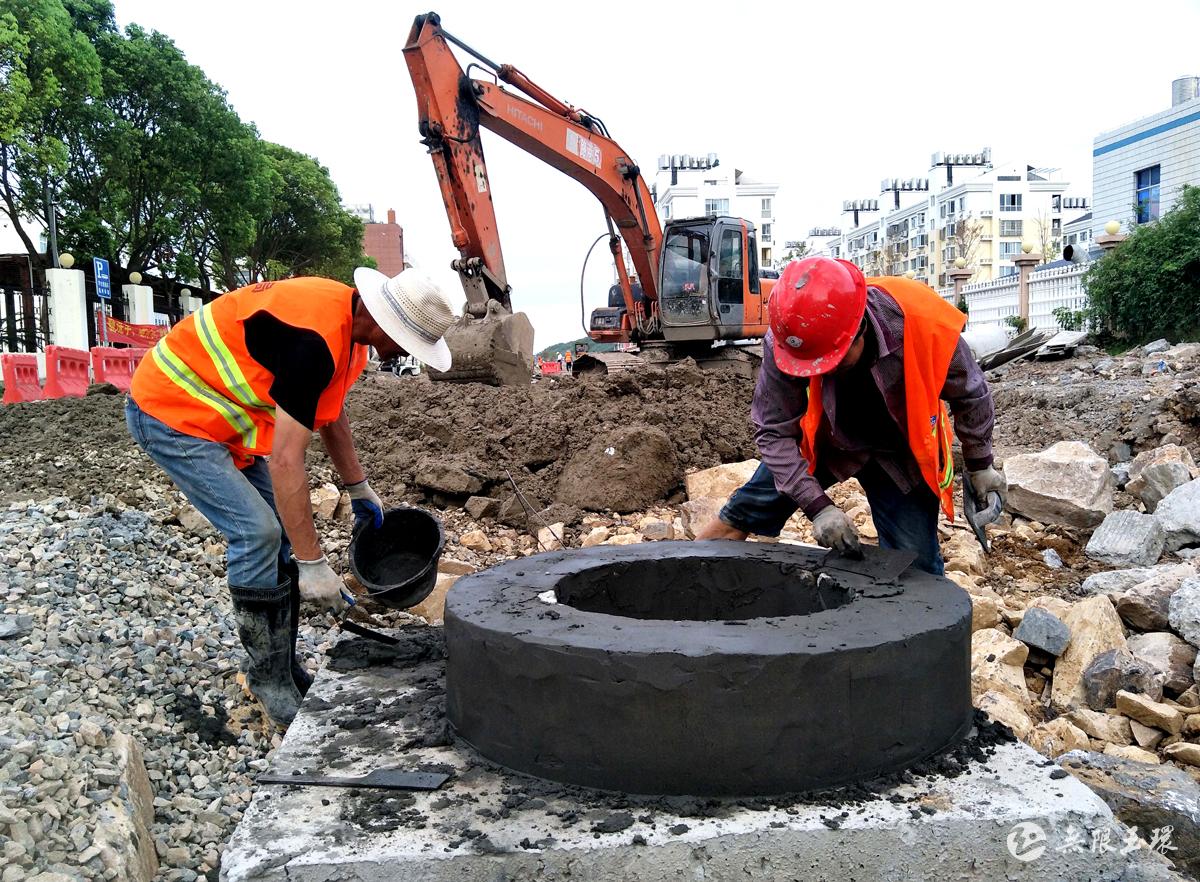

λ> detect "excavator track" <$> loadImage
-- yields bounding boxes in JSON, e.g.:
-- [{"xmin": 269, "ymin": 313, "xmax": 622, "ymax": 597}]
[{"xmin": 573, "ymin": 343, "xmax": 762, "ymax": 380}]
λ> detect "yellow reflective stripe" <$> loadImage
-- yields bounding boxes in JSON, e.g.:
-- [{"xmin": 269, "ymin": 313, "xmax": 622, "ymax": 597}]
[
  {"xmin": 152, "ymin": 339, "xmax": 259, "ymax": 449},
  {"xmin": 936, "ymin": 408, "xmax": 954, "ymax": 490},
  {"xmin": 194, "ymin": 305, "xmax": 274, "ymax": 413}
]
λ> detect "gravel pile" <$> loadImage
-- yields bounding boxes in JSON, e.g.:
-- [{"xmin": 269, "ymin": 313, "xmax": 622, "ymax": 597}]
[{"xmin": 0, "ymin": 495, "xmax": 355, "ymax": 881}]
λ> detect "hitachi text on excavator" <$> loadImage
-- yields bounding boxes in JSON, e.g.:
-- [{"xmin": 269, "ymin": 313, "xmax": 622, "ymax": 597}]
[{"xmin": 404, "ymin": 12, "xmax": 776, "ymax": 384}]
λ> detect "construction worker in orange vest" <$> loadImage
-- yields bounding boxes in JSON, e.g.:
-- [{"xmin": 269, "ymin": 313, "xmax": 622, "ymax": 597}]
[
  {"xmin": 126, "ymin": 268, "xmax": 456, "ymax": 724},
  {"xmin": 698, "ymin": 256, "xmax": 1005, "ymax": 575}
]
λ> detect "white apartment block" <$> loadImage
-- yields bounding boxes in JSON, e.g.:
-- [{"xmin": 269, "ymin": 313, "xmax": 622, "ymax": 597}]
[
  {"xmin": 651, "ymin": 154, "xmax": 781, "ymax": 267},
  {"xmin": 814, "ymin": 155, "xmax": 1088, "ymax": 290},
  {"xmin": 1092, "ymin": 77, "xmax": 1200, "ymax": 237}
]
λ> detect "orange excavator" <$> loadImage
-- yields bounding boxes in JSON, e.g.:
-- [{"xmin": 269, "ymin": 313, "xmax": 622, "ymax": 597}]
[{"xmin": 403, "ymin": 12, "xmax": 775, "ymax": 384}]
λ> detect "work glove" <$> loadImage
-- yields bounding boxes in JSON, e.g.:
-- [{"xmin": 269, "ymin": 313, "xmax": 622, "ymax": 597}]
[
  {"xmin": 811, "ymin": 507, "xmax": 863, "ymax": 559},
  {"xmin": 346, "ymin": 479, "xmax": 384, "ymax": 530},
  {"xmin": 968, "ymin": 466, "xmax": 1008, "ymax": 508},
  {"xmin": 295, "ymin": 556, "xmax": 349, "ymax": 614}
]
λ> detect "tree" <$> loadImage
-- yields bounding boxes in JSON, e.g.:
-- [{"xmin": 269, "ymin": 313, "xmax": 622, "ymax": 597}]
[
  {"xmin": 779, "ymin": 240, "xmax": 809, "ymax": 264},
  {"xmin": 57, "ymin": 18, "xmax": 266, "ymax": 280},
  {"xmin": 213, "ymin": 143, "xmax": 370, "ymax": 288},
  {"xmin": 952, "ymin": 216, "xmax": 984, "ymax": 270},
  {"xmin": 1032, "ymin": 211, "xmax": 1060, "ymax": 264},
  {"xmin": 1084, "ymin": 184, "xmax": 1200, "ymax": 345},
  {"xmin": 0, "ymin": 0, "xmax": 103, "ymax": 266}
]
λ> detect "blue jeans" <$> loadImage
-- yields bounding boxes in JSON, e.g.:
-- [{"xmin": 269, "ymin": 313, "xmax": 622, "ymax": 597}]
[
  {"xmin": 125, "ymin": 397, "xmax": 289, "ymax": 589},
  {"xmin": 720, "ymin": 460, "xmax": 944, "ymax": 576}
]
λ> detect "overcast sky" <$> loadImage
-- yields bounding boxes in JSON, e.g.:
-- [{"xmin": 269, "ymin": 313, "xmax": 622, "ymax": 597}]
[{"xmin": 113, "ymin": 0, "xmax": 1200, "ymax": 350}]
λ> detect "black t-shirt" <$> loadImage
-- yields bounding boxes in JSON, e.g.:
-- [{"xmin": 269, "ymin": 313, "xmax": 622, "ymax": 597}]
[{"xmin": 242, "ymin": 312, "xmax": 335, "ymax": 430}]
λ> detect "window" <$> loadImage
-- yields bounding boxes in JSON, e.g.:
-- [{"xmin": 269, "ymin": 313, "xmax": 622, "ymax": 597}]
[
  {"xmin": 1000, "ymin": 194, "xmax": 1022, "ymax": 212},
  {"xmin": 761, "ymin": 198, "xmax": 772, "ymax": 218},
  {"xmin": 1000, "ymin": 219, "xmax": 1023, "ymax": 237},
  {"xmin": 1136, "ymin": 165, "xmax": 1161, "ymax": 223},
  {"xmin": 999, "ymin": 241, "xmax": 1023, "ymax": 257},
  {"xmin": 716, "ymin": 228, "xmax": 744, "ymax": 305},
  {"xmin": 660, "ymin": 228, "xmax": 709, "ymax": 324},
  {"xmin": 663, "ymin": 202, "xmax": 671, "ymax": 219},
  {"xmin": 761, "ymin": 223, "xmax": 773, "ymax": 241},
  {"xmin": 1052, "ymin": 195, "xmax": 1062, "ymax": 212},
  {"xmin": 705, "ymin": 198, "xmax": 729, "ymax": 216},
  {"xmin": 761, "ymin": 247, "xmax": 771, "ymax": 268}
]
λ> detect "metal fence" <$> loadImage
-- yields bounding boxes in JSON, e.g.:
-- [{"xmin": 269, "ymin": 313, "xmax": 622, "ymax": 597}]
[{"xmin": 0, "ymin": 286, "xmax": 51, "ymax": 353}]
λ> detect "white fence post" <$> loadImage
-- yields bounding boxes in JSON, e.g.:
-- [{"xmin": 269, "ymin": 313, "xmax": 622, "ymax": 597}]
[
  {"xmin": 124, "ymin": 284, "xmax": 154, "ymax": 324},
  {"xmin": 45, "ymin": 266, "xmax": 88, "ymax": 350}
]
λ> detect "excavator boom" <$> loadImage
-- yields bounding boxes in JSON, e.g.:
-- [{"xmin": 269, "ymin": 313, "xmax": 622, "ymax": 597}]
[{"xmin": 403, "ymin": 12, "xmax": 663, "ymax": 383}]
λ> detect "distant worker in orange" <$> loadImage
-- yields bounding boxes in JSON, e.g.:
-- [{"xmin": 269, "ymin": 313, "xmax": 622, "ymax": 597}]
[
  {"xmin": 698, "ymin": 257, "xmax": 1003, "ymax": 575},
  {"xmin": 564, "ymin": 348, "xmax": 573, "ymax": 373},
  {"xmin": 126, "ymin": 269, "xmax": 457, "ymax": 724}
]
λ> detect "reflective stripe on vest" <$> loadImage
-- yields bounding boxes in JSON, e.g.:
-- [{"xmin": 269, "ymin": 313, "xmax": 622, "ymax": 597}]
[
  {"xmin": 150, "ymin": 338, "xmax": 259, "ymax": 450},
  {"xmin": 194, "ymin": 304, "xmax": 274, "ymax": 412}
]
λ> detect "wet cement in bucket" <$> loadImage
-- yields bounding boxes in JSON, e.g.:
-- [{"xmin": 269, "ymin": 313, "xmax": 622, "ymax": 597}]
[{"xmin": 359, "ymin": 551, "xmax": 427, "ymax": 588}]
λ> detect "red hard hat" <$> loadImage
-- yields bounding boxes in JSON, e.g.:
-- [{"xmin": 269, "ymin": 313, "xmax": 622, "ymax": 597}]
[{"xmin": 768, "ymin": 257, "xmax": 868, "ymax": 377}]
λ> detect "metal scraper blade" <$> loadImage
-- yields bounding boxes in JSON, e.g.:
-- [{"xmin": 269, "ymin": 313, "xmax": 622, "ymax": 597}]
[
  {"xmin": 257, "ymin": 768, "xmax": 450, "ymax": 791},
  {"xmin": 821, "ymin": 545, "xmax": 917, "ymax": 583}
]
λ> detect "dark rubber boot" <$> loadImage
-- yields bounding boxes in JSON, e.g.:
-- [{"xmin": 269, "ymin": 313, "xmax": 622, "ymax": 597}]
[
  {"xmin": 229, "ymin": 582, "xmax": 304, "ymax": 726},
  {"xmin": 283, "ymin": 560, "xmax": 313, "ymax": 695}
]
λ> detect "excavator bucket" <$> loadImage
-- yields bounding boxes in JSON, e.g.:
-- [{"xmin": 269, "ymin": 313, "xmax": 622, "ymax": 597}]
[{"xmin": 433, "ymin": 300, "xmax": 535, "ymax": 386}]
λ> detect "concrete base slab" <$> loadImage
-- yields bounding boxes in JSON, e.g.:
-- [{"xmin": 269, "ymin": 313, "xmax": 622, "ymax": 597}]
[{"xmin": 222, "ymin": 628, "xmax": 1147, "ymax": 881}]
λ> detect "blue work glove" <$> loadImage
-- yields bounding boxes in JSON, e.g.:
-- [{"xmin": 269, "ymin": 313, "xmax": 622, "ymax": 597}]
[{"xmin": 346, "ymin": 479, "xmax": 384, "ymax": 530}]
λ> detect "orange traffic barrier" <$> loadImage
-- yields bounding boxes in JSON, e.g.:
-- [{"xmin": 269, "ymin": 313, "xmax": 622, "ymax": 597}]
[
  {"xmin": 43, "ymin": 345, "xmax": 91, "ymax": 399},
  {"xmin": 128, "ymin": 347, "xmax": 149, "ymax": 370},
  {"xmin": 91, "ymin": 346, "xmax": 138, "ymax": 392},
  {"xmin": 540, "ymin": 362, "xmax": 562, "ymax": 374},
  {"xmin": 1, "ymin": 353, "xmax": 43, "ymax": 404}
]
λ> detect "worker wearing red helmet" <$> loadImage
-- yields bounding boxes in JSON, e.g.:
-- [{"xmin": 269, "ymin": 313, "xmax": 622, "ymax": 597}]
[{"xmin": 698, "ymin": 256, "xmax": 1004, "ymax": 575}]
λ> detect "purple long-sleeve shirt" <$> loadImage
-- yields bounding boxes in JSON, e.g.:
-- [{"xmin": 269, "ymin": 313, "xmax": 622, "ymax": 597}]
[{"xmin": 753, "ymin": 285, "xmax": 995, "ymax": 519}]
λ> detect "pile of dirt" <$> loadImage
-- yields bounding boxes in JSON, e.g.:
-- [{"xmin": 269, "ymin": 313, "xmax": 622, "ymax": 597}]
[{"xmin": 344, "ymin": 363, "xmax": 755, "ymax": 512}]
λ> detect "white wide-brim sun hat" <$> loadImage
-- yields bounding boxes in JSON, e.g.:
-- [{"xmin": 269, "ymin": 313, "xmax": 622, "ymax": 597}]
[{"xmin": 354, "ymin": 267, "xmax": 457, "ymax": 372}]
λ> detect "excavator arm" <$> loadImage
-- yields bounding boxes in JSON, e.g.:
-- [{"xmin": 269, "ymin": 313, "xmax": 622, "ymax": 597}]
[{"xmin": 403, "ymin": 12, "xmax": 663, "ymax": 382}]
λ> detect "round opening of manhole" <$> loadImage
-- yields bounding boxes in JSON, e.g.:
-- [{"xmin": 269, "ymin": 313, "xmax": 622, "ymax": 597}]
[
  {"xmin": 445, "ymin": 541, "xmax": 973, "ymax": 796},
  {"xmin": 554, "ymin": 556, "xmax": 854, "ymax": 621}
]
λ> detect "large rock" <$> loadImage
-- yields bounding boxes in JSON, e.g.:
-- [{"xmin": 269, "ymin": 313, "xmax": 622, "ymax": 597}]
[
  {"xmin": 679, "ymin": 497, "xmax": 724, "ymax": 539},
  {"xmin": 464, "ymin": 496, "xmax": 501, "ymax": 520},
  {"xmin": 1129, "ymin": 631, "xmax": 1197, "ymax": 695},
  {"xmin": 1086, "ymin": 511, "xmax": 1165, "ymax": 567},
  {"xmin": 1060, "ymin": 749, "xmax": 1200, "ymax": 875},
  {"xmin": 1169, "ymin": 579, "xmax": 1200, "ymax": 647},
  {"xmin": 1067, "ymin": 707, "xmax": 1133, "ymax": 745},
  {"xmin": 1082, "ymin": 648, "xmax": 1165, "ymax": 710},
  {"xmin": 971, "ymin": 629, "xmax": 1030, "ymax": 706},
  {"xmin": 1116, "ymin": 690, "xmax": 1185, "ymax": 734},
  {"xmin": 556, "ymin": 425, "xmax": 680, "ymax": 513},
  {"xmin": 1027, "ymin": 718, "xmax": 1091, "ymax": 759},
  {"xmin": 1082, "ymin": 562, "xmax": 1197, "ymax": 597},
  {"xmin": 1013, "ymin": 606, "xmax": 1071, "ymax": 656},
  {"xmin": 1127, "ymin": 445, "xmax": 1199, "ymax": 513},
  {"xmin": 309, "ymin": 483, "xmax": 341, "ymax": 519},
  {"xmin": 1051, "ymin": 594, "xmax": 1129, "ymax": 711},
  {"xmin": 414, "ymin": 459, "xmax": 484, "ymax": 496},
  {"xmin": 93, "ymin": 732, "xmax": 158, "ymax": 882},
  {"xmin": 1116, "ymin": 573, "xmax": 1182, "ymax": 632},
  {"xmin": 1157, "ymin": 478, "xmax": 1200, "ymax": 552},
  {"xmin": 1003, "ymin": 441, "xmax": 1114, "ymax": 528},
  {"xmin": 684, "ymin": 459, "xmax": 760, "ymax": 502},
  {"xmin": 1103, "ymin": 743, "xmax": 1162, "ymax": 764},
  {"xmin": 974, "ymin": 689, "xmax": 1034, "ymax": 739},
  {"xmin": 409, "ymin": 572, "xmax": 463, "ymax": 625}
]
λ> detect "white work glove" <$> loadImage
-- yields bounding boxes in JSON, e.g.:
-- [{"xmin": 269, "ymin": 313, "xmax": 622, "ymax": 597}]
[
  {"xmin": 295, "ymin": 556, "xmax": 349, "ymax": 614},
  {"xmin": 346, "ymin": 479, "xmax": 384, "ymax": 530},
  {"xmin": 811, "ymin": 507, "xmax": 862, "ymax": 558},
  {"xmin": 968, "ymin": 466, "xmax": 1007, "ymax": 507}
]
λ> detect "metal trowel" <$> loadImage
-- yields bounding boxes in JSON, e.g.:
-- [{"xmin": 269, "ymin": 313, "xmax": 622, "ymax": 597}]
[{"xmin": 822, "ymin": 545, "xmax": 917, "ymax": 584}]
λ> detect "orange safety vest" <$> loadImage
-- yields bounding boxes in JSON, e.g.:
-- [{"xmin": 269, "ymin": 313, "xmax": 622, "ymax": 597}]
[
  {"xmin": 131, "ymin": 278, "xmax": 369, "ymax": 468},
  {"xmin": 798, "ymin": 276, "xmax": 967, "ymax": 520}
]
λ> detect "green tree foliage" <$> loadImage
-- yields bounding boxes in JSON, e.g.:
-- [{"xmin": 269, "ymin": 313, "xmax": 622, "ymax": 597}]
[
  {"xmin": 0, "ymin": 0, "xmax": 102, "ymax": 263},
  {"xmin": 1084, "ymin": 185, "xmax": 1200, "ymax": 344},
  {"xmin": 213, "ymin": 143, "xmax": 370, "ymax": 288},
  {"xmin": 0, "ymin": 0, "xmax": 368, "ymax": 290}
]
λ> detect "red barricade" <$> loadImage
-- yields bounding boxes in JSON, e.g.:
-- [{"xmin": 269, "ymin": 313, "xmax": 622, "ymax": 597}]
[
  {"xmin": 91, "ymin": 346, "xmax": 131, "ymax": 391},
  {"xmin": 1, "ymin": 353, "xmax": 43, "ymax": 404},
  {"xmin": 128, "ymin": 348, "xmax": 149, "ymax": 373},
  {"xmin": 540, "ymin": 362, "xmax": 562, "ymax": 375},
  {"xmin": 43, "ymin": 346, "xmax": 91, "ymax": 399}
]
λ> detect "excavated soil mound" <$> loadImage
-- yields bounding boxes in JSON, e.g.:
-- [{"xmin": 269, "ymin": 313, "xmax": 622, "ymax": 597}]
[{"xmin": 345, "ymin": 363, "xmax": 754, "ymax": 511}]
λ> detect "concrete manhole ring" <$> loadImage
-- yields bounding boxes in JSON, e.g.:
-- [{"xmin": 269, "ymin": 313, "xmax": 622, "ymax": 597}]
[{"xmin": 445, "ymin": 540, "xmax": 973, "ymax": 796}]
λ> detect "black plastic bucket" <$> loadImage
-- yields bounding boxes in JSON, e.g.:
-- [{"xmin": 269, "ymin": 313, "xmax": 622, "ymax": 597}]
[{"xmin": 349, "ymin": 507, "xmax": 445, "ymax": 610}]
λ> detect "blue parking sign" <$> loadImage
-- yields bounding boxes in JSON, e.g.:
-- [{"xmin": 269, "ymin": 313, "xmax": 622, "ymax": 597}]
[{"xmin": 93, "ymin": 257, "xmax": 111, "ymax": 300}]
